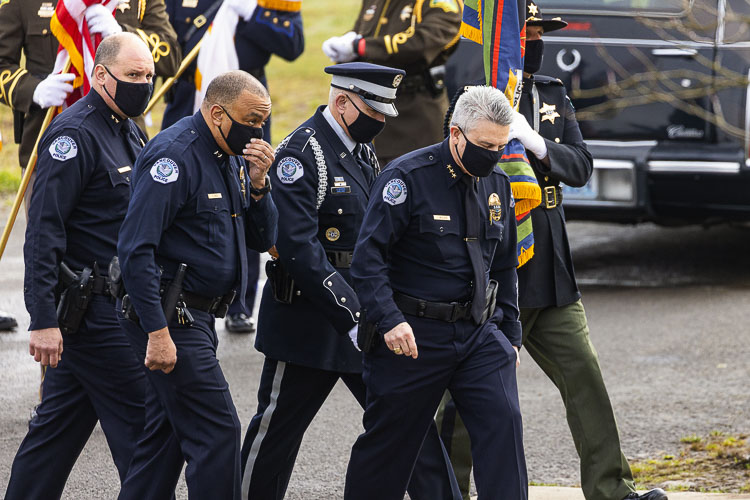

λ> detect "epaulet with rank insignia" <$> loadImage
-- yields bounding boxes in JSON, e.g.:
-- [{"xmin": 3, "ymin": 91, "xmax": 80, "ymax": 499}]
[
  {"xmin": 533, "ymin": 75, "xmax": 564, "ymax": 86},
  {"xmin": 281, "ymin": 126, "xmax": 316, "ymax": 154}
]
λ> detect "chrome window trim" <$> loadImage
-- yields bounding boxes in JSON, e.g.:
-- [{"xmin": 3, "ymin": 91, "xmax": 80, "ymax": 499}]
[
  {"xmin": 544, "ymin": 0, "xmax": 692, "ymax": 18},
  {"xmin": 648, "ymin": 161, "xmax": 741, "ymax": 174},
  {"xmin": 745, "ymin": 69, "xmax": 750, "ymax": 167}
]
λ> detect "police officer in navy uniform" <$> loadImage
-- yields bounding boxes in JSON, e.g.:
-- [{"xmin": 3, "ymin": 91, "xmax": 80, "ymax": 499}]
[
  {"xmin": 438, "ymin": 3, "xmax": 668, "ymax": 500},
  {"xmin": 116, "ymin": 70, "xmax": 277, "ymax": 500},
  {"xmin": 162, "ymin": 0, "xmax": 304, "ymax": 334},
  {"xmin": 4, "ymin": 33, "xmax": 153, "ymax": 500},
  {"xmin": 344, "ymin": 85, "xmax": 527, "ymax": 500},
  {"xmin": 241, "ymin": 62, "xmax": 461, "ymax": 500}
]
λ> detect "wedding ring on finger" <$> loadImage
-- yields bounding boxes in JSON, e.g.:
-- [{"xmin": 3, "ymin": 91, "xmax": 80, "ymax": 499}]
[{"xmin": 393, "ymin": 346, "xmax": 403, "ymax": 355}]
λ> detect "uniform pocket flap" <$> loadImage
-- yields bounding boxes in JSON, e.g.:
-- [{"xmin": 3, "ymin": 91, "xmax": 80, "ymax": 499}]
[{"xmin": 418, "ymin": 214, "xmax": 459, "ymax": 236}]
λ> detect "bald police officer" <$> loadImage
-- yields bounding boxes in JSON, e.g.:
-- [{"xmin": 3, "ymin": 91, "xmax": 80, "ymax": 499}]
[{"xmin": 4, "ymin": 32, "xmax": 154, "ymax": 500}]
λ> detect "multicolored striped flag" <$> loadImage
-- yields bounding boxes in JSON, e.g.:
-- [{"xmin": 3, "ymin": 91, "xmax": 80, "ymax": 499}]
[
  {"xmin": 50, "ymin": 0, "xmax": 119, "ymax": 107},
  {"xmin": 461, "ymin": 0, "xmax": 540, "ymax": 267}
]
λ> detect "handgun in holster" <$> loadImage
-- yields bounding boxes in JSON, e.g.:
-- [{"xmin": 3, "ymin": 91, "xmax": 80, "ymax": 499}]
[
  {"xmin": 356, "ymin": 309, "xmax": 380, "ymax": 353},
  {"xmin": 56, "ymin": 263, "xmax": 93, "ymax": 335},
  {"xmin": 426, "ymin": 65, "xmax": 447, "ymax": 97},
  {"xmin": 479, "ymin": 279, "xmax": 499, "ymax": 325},
  {"xmin": 266, "ymin": 259, "xmax": 295, "ymax": 304},
  {"xmin": 108, "ymin": 256, "xmax": 125, "ymax": 301},
  {"xmin": 161, "ymin": 263, "xmax": 188, "ymax": 324}
]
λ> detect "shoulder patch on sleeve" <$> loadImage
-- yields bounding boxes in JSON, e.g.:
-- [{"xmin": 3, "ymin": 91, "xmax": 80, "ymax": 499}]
[
  {"xmin": 48, "ymin": 136, "xmax": 78, "ymax": 161},
  {"xmin": 150, "ymin": 158, "xmax": 180, "ymax": 184},
  {"xmin": 429, "ymin": 0, "xmax": 459, "ymax": 13},
  {"xmin": 382, "ymin": 178, "xmax": 407, "ymax": 206},
  {"xmin": 277, "ymin": 156, "xmax": 304, "ymax": 184}
]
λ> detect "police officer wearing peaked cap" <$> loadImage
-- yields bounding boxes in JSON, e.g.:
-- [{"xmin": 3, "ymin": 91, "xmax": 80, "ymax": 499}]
[
  {"xmin": 438, "ymin": 3, "xmax": 668, "ymax": 500},
  {"xmin": 345, "ymin": 85, "xmax": 527, "ymax": 500},
  {"xmin": 4, "ymin": 33, "xmax": 154, "ymax": 500},
  {"xmin": 242, "ymin": 62, "xmax": 461, "ymax": 500},
  {"xmin": 116, "ymin": 70, "xmax": 278, "ymax": 500}
]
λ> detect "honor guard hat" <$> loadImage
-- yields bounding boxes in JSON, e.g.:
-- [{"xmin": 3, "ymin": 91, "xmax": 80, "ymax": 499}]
[
  {"xmin": 325, "ymin": 62, "xmax": 406, "ymax": 118},
  {"xmin": 526, "ymin": 1, "xmax": 567, "ymax": 33}
]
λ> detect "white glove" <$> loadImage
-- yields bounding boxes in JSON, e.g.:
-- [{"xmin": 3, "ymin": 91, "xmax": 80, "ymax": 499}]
[
  {"xmin": 508, "ymin": 110, "xmax": 548, "ymax": 160},
  {"xmin": 32, "ymin": 73, "xmax": 75, "ymax": 108},
  {"xmin": 347, "ymin": 325, "xmax": 361, "ymax": 352},
  {"xmin": 322, "ymin": 31, "xmax": 359, "ymax": 63},
  {"xmin": 225, "ymin": 0, "xmax": 258, "ymax": 21},
  {"xmin": 85, "ymin": 4, "xmax": 122, "ymax": 38}
]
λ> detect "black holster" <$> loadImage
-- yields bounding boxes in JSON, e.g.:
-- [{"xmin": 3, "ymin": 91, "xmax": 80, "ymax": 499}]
[
  {"xmin": 479, "ymin": 279, "xmax": 499, "ymax": 325},
  {"xmin": 357, "ymin": 309, "xmax": 380, "ymax": 353},
  {"xmin": 121, "ymin": 264, "xmax": 187, "ymax": 326},
  {"xmin": 266, "ymin": 259, "xmax": 296, "ymax": 304},
  {"xmin": 427, "ymin": 65, "xmax": 447, "ymax": 97},
  {"xmin": 108, "ymin": 256, "xmax": 125, "ymax": 301},
  {"xmin": 56, "ymin": 264, "xmax": 93, "ymax": 335}
]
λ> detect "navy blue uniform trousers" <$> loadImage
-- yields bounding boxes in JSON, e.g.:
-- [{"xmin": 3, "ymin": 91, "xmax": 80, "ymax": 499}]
[
  {"xmin": 345, "ymin": 316, "xmax": 528, "ymax": 500},
  {"xmin": 4, "ymin": 295, "xmax": 146, "ymax": 500},
  {"xmin": 241, "ymin": 359, "xmax": 461, "ymax": 500},
  {"xmin": 117, "ymin": 309, "xmax": 242, "ymax": 500}
]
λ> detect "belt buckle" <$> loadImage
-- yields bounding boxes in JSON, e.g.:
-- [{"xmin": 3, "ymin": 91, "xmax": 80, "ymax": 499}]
[{"xmin": 544, "ymin": 185, "xmax": 558, "ymax": 209}]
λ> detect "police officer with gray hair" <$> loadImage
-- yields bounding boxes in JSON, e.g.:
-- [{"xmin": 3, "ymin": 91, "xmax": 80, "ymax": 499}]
[{"xmin": 345, "ymin": 85, "xmax": 527, "ymax": 500}]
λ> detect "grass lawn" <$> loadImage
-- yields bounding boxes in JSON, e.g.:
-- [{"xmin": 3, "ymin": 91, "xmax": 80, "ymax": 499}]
[{"xmin": 0, "ymin": 0, "xmax": 359, "ymax": 195}]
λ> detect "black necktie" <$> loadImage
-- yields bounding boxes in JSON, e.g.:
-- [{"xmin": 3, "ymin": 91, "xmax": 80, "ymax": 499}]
[
  {"xmin": 354, "ymin": 145, "xmax": 375, "ymax": 187},
  {"xmin": 462, "ymin": 175, "xmax": 486, "ymax": 323},
  {"xmin": 120, "ymin": 123, "xmax": 139, "ymax": 163},
  {"xmin": 220, "ymin": 159, "xmax": 248, "ymax": 307}
]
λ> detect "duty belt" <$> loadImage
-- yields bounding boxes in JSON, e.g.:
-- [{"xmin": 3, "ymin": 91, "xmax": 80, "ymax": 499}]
[
  {"xmin": 181, "ymin": 290, "xmax": 235, "ymax": 318},
  {"xmin": 393, "ymin": 292, "xmax": 473, "ymax": 323},
  {"xmin": 543, "ymin": 185, "xmax": 563, "ymax": 209},
  {"xmin": 326, "ymin": 250, "xmax": 353, "ymax": 269},
  {"xmin": 61, "ymin": 272, "xmax": 110, "ymax": 296}
]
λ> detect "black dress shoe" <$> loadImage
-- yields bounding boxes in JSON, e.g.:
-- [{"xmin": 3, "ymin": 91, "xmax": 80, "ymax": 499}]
[
  {"xmin": 225, "ymin": 313, "xmax": 256, "ymax": 334},
  {"xmin": 624, "ymin": 489, "xmax": 668, "ymax": 500},
  {"xmin": 0, "ymin": 311, "xmax": 18, "ymax": 331}
]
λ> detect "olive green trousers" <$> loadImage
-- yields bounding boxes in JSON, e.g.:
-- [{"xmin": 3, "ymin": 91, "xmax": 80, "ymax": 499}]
[{"xmin": 435, "ymin": 300, "xmax": 635, "ymax": 500}]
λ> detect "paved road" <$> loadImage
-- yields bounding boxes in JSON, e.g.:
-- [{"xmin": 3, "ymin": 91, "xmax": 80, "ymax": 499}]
[{"xmin": 0, "ymin": 209, "xmax": 748, "ymax": 498}]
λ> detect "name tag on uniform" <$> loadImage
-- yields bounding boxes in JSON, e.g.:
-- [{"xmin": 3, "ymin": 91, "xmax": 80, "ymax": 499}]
[
  {"xmin": 182, "ymin": 0, "xmax": 199, "ymax": 7},
  {"xmin": 331, "ymin": 186, "xmax": 351, "ymax": 194},
  {"xmin": 433, "ymin": 215, "xmax": 451, "ymax": 221},
  {"xmin": 38, "ymin": 2, "xmax": 55, "ymax": 17},
  {"xmin": 118, "ymin": 166, "xmax": 132, "ymax": 173},
  {"xmin": 208, "ymin": 193, "xmax": 223, "ymax": 199}
]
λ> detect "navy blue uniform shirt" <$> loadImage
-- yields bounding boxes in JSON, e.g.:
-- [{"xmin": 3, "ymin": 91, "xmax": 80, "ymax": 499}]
[
  {"xmin": 24, "ymin": 90, "xmax": 146, "ymax": 330},
  {"xmin": 118, "ymin": 112, "xmax": 278, "ymax": 333},
  {"xmin": 351, "ymin": 138, "xmax": 523, "ymax": 346}
]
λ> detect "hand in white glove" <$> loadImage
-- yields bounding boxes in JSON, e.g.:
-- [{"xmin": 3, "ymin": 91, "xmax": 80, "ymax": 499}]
[
  {"xmin": 508, "ymin": 110, "xmax": 548, "ymax": 160},
  {"xmin": 225, "ymin": 0, "xmax": 258, "ymax": 21},
  {"xmin": 347, "ymin": 325, "xmax": 361, "ymax": 352},
  {"xmin": 85, "ymin": 4, "xmax": 122, "ymax": 38},
  {"xmin": 32, "ymin": 73, "xmax": 75, "ymax": 109},
  {"xmin": 322, "ymin": 31, "xmax": 359, "ymax": 63}
]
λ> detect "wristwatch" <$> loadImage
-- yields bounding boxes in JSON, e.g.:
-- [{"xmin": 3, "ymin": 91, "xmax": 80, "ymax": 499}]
[{"xmin": 249, "ymin": 175, "xmax": 272, "ymax": 196}]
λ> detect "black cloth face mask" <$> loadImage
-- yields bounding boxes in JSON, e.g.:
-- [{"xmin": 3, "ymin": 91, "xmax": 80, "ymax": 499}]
[
  {"xmin": 341, "ymin": 95, "xmax": 386, "ymax": 144},
  {"xmin": 524, "ymin": 39, "xmax": 544, "ymax": 74},
  {"xmin": 103, "ymin": 66, "xmax": 153, "ymax": 118},
  {"xmin": 219, "ymin": 106, "xmax": 264, "ymax": 156},
  {"xmin": 455, "ymin": 128, "xmax": 505, "ymax": 178}
]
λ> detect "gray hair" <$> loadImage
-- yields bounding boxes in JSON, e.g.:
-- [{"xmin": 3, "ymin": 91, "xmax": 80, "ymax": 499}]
[
  {"xmin": 203, "ymin": 70, "xmax": 269, "ymax": 108},
  {"xmin": 450, "ymin": 86, "xmax": 514, "ymax": 133}
]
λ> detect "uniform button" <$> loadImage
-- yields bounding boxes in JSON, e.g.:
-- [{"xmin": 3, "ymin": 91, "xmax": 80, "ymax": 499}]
[
  {"xmin": 273, "ymin": 17, "xmax": 278, "ymax": 23},
  {"xmin": 283, "ymin": 20, "xmax": 290, "ymax": 27},
  {"xmin": 355, "ymin": 312, "xmax": 361, "ymax": 318},
  {"xmin": 428, "ymin": 155, "xmax": 434, "ymax": 160},
  {"xmin": 544, "ymin": 176, "xmax": 549, "ymax": 181},
  {"xmin": 87, "ymin": 104, "xmax": 92, "ymax": 108},
  {"xmin": 191, "ymin": 130, "xmax": 195, "ymax": 134},
  {"xmin": 337, "ymin": 208, "xmax": 343, "ymax": 214},
  {"xmin": 42, "ymin": 29, "xmax": 48, "ymax": 35},
  {"xmin": 341, "ymin": 297, "xmax": 347, "ymax": 303},
  {"xmin": 264, "ymin": 11, "xmax": 271, "ymax": 16},
  {"xmin": 555, "ymin": 138, "xmax": 560, "ymax": 143},
  {"xmin": 439, "ymin": 227, "xmax": 444, "ymax": 232},
  {"xmin": 305, "ymin": 128, "xmax": 311, "ymax": 133},
  {"xmin": 186, "ymin": 17, "xmax": 191, "ymax": 23},
  {"xmin": 327, "ymin": 281, "xmax": 333, "ymax": 286},
  {"xmin": 295, "ymin": 290, "xmax": 301, "ymax": 296}
]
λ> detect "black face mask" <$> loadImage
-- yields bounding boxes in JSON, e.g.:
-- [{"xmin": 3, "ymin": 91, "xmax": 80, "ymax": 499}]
[
  {"xmin": 524, "ymin": 39, "xmax": 544, "ymax": 74},
  {"xmin": 219, "ymin": 106, "xmax": 264, "ymax": 156},
  {"xmin": 455, "ymin": 128, "xmax": 504, "ymax": 178},
  {"xmin": 340, "ymin": 96, "xmax": 386, "ymax": 144},
  {"xmin": 103, "ymin": 66, "xmax": 153, "ymax": 117}
]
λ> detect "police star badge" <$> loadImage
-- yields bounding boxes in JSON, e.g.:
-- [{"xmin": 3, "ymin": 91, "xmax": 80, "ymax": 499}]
[
  {"xmin": 363, "ymin": 5, "xmax": 377, "ymax": 21},
  {"xmin": 117, "ymin": 0, "xmax": 131, "ymax": 13},
  {"xmin": 400, "ymin": 5, "xmax": 413, "ymax": 21},
  {"xmin": 539, "ymin": 102, "xmax": 560, "ymax": 124},
  {"xmin": 325, "ymin": 227, "xmax": 341, "ymax": 242},
  {"xmin": 488, "ymin": 193, "xmax": 502, "ymax": 222}
]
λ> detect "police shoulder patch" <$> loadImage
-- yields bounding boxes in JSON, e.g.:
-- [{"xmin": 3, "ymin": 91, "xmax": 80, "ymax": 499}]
[
  {"xmin": 429, "ymin": 0, "xmax": 459, "ymax": 14},
  {"xmin": 48, "ymin": 136, "xmax": 78, "ymax": 161},
  {"xmin": 277, "ymin": 157, "xmax": 304, "ymax": 184},
  {"xmin": 150, "ymin": 158, "xmax": 180, "ymax": 184},
  {"xmin": 382, "ymin": 178, "xmax": 407, "ymax": 206}
]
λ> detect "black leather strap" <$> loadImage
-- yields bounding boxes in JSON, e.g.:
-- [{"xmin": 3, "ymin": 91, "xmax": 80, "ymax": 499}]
[
  {"xmin": 393, "ymin": 292, "xmax": 473, "ymax": 323},
  {"xmin": 326, "ymin": 251, "xmax": 354, "ymax": 269}
]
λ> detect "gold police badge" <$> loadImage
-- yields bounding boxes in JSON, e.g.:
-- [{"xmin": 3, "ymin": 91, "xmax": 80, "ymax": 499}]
[
  {"xmin": 488, "ymin": 193, "xmax": 502, "ymax": 222},
  {"xmin": 392, "ymin": 74, "xmax": 403, "ymax": 88},
  {"xmin": 539, "ymin": 102, "xmax": 560, "ymax": 124},
  {"xmin": 326, "ymin": 227, "xmax": 341, "ymax": 242}
]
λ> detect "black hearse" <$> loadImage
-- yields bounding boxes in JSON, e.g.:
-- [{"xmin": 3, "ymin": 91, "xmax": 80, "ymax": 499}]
[{"xmin": 540, "ymin": 0, "xmax": 750, "ymax": 224}]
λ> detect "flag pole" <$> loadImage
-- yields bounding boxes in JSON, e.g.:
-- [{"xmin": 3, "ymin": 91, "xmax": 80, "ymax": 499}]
[
  {"xmin": 143, "ymin": 38, "xmax": 203, "ymax": 116},
  {"xmin": 0, "ymin": 58, "xmax": 71, "ymax": 262}
]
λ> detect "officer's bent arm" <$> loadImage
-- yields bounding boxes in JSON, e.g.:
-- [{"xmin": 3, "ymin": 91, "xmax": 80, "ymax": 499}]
[
  {"xmin": 120, "ymin": 0, "xmax": 182, "ymax": 77},
  {"xmin": 488, "ymin": 179, "xmax": 522, "ymax": 347},
  {"xmin": 271, "ymin": 150, "xmax": 360, "ymax": 334},
  {"xmin": 118, "ymin": 150, "xmax": 188, "ymax": 333},
  {"xmin": 535, "ymin": 97, "xmax": 593, "ymax": 188},
  {"xmin": 23, "ymin": 128, "xmax": 92, "ymax": 330},
  {"xmin": 350, "ymin": 170, "xmax": 412, "ymax": 334},
  {"xmin": 0, "ymin": 0, "xmax": 42, "ymax": 113},
  {"xmin": 236, "ymin": 9, "xmax": 304, "ymax": 62},
  {"xmin": 243, "ymin": 188, "xmax": 278, "ymax": 253}
]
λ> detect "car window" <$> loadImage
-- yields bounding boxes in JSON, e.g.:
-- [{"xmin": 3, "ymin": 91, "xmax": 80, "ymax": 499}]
[{"xmin": 540, "ymin": 0, "xmax": 688, "ymax": 15}]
